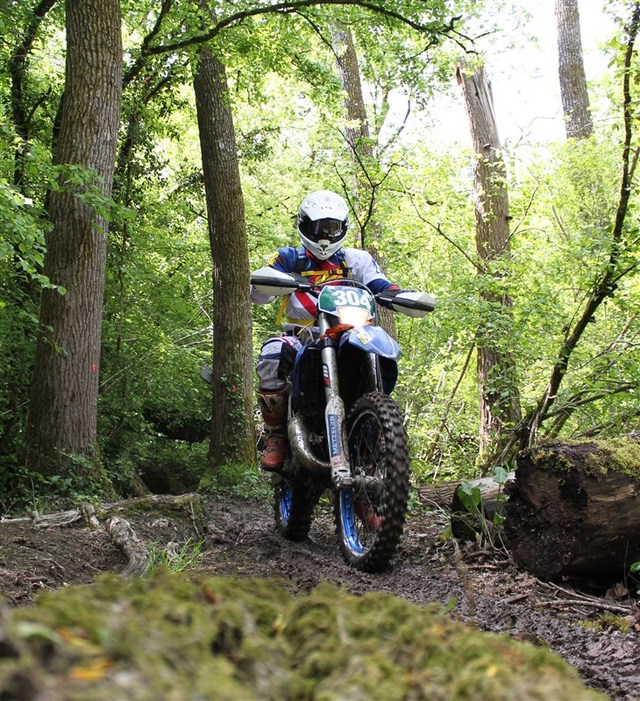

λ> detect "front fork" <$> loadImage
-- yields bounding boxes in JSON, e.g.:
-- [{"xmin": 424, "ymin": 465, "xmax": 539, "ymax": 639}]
[{"xmin": 318, "ymin": 314, "xmax": 352, "ymax": 487}]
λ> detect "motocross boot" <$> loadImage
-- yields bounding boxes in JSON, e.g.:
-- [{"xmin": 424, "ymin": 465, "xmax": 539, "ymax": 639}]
[{"xmin": 257, "ymin": 387, "xmax": 289, "ymax": 471}]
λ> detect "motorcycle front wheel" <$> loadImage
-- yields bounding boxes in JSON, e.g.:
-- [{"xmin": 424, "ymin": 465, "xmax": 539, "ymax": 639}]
[
  {"xmin": 273, "ymin": 470, "xmax": 324, "ymax": 541},
  {"xmin": 334, "ymin": 392, "xmax": 410, "ymax": 572}
]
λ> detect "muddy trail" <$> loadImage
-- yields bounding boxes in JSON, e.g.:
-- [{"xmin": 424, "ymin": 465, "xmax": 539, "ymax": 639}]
[{"xmin": 1, "ymin": 493, "xmax": 638, "ymax": 700}]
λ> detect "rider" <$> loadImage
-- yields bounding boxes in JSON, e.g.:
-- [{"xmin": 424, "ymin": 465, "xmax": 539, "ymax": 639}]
[{"xmin": 250, "ymin": 189, "xmax": 404, "ymax": 473}]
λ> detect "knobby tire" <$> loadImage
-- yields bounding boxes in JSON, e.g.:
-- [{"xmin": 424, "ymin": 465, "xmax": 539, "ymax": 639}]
[
  {"xmin": 273, "ymin": 470, "xmax": 323, "ymax": 541},
  {"xmin": 334, "ymin": 392, "xmax": 410, "ymax": 572}
]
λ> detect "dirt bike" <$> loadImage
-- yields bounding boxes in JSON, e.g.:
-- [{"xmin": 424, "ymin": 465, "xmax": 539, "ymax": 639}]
[{"xmin": 250, "ymin": 267, "xmax": 436, "ymax": 572}]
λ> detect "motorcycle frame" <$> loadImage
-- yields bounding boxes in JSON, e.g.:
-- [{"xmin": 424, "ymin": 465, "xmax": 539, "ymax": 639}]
[
  {"xmin": 286, "ymin": 312, "xmax": 384, "ymax": 482},
  {"xmin": 317, "ymin": 311, "xmax": 384, "ymax": 488}
]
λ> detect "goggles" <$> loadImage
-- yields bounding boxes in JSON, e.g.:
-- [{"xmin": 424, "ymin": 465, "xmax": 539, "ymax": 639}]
[{"xmin": 304, "ymin": 218, "xmax": 346, "ymax": 242}]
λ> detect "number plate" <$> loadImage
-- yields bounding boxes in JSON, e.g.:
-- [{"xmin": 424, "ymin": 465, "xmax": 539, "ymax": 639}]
[{"xmin": 317, "ymin": 285, "xmax": 375, "ymax": 318}]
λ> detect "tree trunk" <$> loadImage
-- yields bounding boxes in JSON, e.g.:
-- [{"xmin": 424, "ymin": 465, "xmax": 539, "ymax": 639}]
[
  {"xmin": 456, "ymin": 64, "xmax": 521, "ymax": 459},
  {"xmin": 2, "ymin": 0, "xmax": 58, "ymax": 475},
  {"xmin": 555, "ymin": 0, "xmax": 593, "ymax": 139},
  {"xmin": 331, "ymin": 23, "xmax": 396, "ymax": 336},
  {"xmin": 25, "ymin": 0, "xmax": 121, "ymax": 487},
  {"xmin": 193, "ymin": 48, "xmax": 256, "ymax": 469},
  {"xmin": 504, "ymin": 438, "xmax": 640, "ymax": 580}
]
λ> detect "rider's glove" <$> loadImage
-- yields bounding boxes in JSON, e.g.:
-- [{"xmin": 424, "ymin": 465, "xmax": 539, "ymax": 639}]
[
  {"xmin": 291, "ymin": 272, "xmax": 312, "ymax": 291},
  {"xmin": 377, "ymin": 286, "xmax": 408, "ymax": 309}
]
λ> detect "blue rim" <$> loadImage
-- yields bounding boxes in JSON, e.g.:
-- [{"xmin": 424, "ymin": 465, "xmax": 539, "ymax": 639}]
[
  {"xmin": 339, "ymin": 488, "xmax": 366, "ymax": 556},
  {"xmin": 278, "ymin": 482, "xmax": 293, "ymax": 525}
]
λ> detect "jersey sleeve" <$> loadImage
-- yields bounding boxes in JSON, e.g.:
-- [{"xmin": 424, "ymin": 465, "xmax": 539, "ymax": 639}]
[
  {"xmin": 249, "ymin": 247, "xmax": 298, "ymax": 304},
  {"xmin": 343, "ymin": 248, "xmax": 399, "ymax": 294},
  {"xmin": 270, "ymin": 247, "xmax": 299, "ymax": 273}
]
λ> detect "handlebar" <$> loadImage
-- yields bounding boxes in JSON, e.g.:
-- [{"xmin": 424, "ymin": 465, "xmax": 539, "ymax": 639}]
[{"xmin": 250, "ymin": 267, "xmax": 436, "ymax": 316}]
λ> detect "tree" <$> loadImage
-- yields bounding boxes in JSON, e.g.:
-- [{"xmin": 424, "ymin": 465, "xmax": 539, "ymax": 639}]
[
  {"xmin": 554, "ymin": 0, "xmax": 593, "ymax": 139},
  {"xmin": 193, "ymin": 48, "xmax": 256, "ymax": 469},
  {"xmin": 456, "ymin": 63, "xmax": 521, "ymax": 459},
  {"xmin": 0, "ymin": 1, "xmax": 63, "ymax": 489},
  {"xmin": 496, "ymin": 3, "xmax": 640, "ymax": 462},
  {"xmin": 25, "ymin": 0, "xmax": 122, "ymax": 487},
  {"xmin": 9, "ymin": 0, "xmax": 58, "ymax": 190},
  {"xmin": 331, "ymin": 21, "xmax": 397, "ymax": 335}
]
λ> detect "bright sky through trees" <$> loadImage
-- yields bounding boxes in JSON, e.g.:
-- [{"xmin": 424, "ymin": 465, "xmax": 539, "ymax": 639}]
[
  {"xmin": 486, "ymin": 0, "xmax": 615, "ymax": 144},
  {"xmin": 385, "ymin": 0, "xmax": 616, "ymax": 149}
]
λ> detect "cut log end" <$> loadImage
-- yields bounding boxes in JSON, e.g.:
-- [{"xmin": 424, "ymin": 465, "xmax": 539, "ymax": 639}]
[{"xmin": 505, "ymin": 439, "xmax": 640, "ymax": 581}]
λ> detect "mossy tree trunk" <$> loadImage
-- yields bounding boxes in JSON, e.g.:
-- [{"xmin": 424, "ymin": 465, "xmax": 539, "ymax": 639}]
[
  {"xmin": 456, "ymin": 63, "xmax": 521, "ymax": 462},
  {"xmin": 193, "ymin": 48, "xmax": 256, "ymax": 469},
  {"xmin": 25, "ymin": 0, "xmax": 121, "ymax": 491}
]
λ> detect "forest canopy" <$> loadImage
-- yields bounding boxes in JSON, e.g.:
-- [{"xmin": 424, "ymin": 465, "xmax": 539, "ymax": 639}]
[{"xmin": 0, "ymin": 0, "xmax": 638, "ymax": 510}]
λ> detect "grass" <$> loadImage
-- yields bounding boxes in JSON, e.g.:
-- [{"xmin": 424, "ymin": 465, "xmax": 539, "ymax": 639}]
[{"xmin": 145, "ymin": 537, "xmax": 205, "ymax": 575}]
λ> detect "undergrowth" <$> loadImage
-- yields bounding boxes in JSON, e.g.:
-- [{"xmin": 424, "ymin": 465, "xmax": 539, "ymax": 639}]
[{"xmin": 146, "ymin": 538, "xmax": 205, "ymax": 575}]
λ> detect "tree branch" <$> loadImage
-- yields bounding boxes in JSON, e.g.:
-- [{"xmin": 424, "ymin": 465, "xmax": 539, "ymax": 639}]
[
  {"xmin": 402, "ymin": 186, "xmax": 484, "ymax": 271},
  {"xmin": 123, "ymin": 0, "xmax": 176, "ymax": 86},
  {"xmin": 132, "ymin": 0, "xmax": 456, "ymax": 62},
  {"xmin": 546, "ymin": 383, "xmax": 636, "ymax": 420},
  {"xmin": 517, "ymin": 3, "xmax": 640, "ymax": 447}
]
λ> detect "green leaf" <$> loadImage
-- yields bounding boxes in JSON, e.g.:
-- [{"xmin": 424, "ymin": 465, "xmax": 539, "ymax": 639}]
[
  {"xmin": 458, "ymin": 482, "xmax": 482, "ymax": 510},
  {"xmin": 492, "ymin": 466, "xmax": 509, "ymax": 485}
]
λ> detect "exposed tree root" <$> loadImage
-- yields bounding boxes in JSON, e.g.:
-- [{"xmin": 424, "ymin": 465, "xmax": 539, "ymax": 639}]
[
  {"xmin": 107, "ymin": 516, "xmax": 150, "ymax": 577},
  {"xmin": 0, "ymin": 493, "xmax": 204, "ymax": 579}
]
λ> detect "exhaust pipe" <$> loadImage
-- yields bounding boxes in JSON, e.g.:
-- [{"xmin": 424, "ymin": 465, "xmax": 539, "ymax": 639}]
[{"xmin": 288, "ymin": 414, "xmax": 331, "ymax": 472}]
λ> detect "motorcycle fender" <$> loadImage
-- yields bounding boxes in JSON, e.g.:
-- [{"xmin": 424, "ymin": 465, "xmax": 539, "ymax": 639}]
[{"xmin": 340, "ymin": 324, "xmax": 401, "ymax": 360}]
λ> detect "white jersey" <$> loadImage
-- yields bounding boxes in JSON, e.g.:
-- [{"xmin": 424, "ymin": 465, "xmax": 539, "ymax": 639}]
[{"xmin": 251, "ymin": 246, "xmax": 395, "ymax": 337}]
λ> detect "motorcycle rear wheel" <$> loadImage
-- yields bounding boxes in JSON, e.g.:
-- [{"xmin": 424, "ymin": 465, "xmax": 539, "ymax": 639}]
[
  {"xmin": 273, "ymin": 470, "xmax": 324, "ymax": 541},
  {"xmin": 334, "ymin": 392, "xmax": 410, "ymax": 572}
]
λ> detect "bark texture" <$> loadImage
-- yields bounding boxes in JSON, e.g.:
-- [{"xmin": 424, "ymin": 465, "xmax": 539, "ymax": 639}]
[
  {"xmin": 505, "ymin": 439, "xmax": 640, "ymax": 579},
  {"xmin": 332, "ymin": 23, "xmax": 396, "ymax": 336},
  {"xmin": 456, "ymin": 64, "xmax": 521, "ymax": 456},
  {"xmin": 107, "ymin": 517, "xmax": 150, "ymax": 577},
  {"xmin": 555, "ymin": 0, "xmax": 593, "ymax": 139},
  {"xmin": 193, "ymin": 49, "xmax": 256, "ymax": 468},
  {"xmin": 26, "ymin": 0, "xmax": 122, "ymax": 481}
]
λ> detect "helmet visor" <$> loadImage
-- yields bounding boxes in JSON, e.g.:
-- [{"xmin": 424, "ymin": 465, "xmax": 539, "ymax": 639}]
[{"xmin": 300, "ymin": 217, "xmax": 346, "ymax": 243}]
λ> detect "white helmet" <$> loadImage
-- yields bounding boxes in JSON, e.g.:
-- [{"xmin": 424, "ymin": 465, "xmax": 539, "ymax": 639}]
[{"xmin": 296, "ymin": 190, "xmax": 349, "ymax": 260}]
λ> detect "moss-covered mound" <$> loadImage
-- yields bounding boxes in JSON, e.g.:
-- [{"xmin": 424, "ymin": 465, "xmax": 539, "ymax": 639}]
[{"xmin": 0, "ymin": 572, "xmax": 605, "ymax": 700}]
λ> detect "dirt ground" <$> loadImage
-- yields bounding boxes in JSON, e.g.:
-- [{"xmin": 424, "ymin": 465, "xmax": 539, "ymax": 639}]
[{"xmin": 1, "ymin": 493, "xmax": 638, "ymax": 701}]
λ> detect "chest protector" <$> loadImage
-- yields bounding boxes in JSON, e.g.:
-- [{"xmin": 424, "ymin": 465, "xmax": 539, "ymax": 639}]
[{"xmin": 278, "ymin": 250, "xmax": 351, "ymax": 330}]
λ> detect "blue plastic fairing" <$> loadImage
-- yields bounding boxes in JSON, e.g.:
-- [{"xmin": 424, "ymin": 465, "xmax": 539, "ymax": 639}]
[{"xmin": 340, "ymin": 325, "xmax": 401, "ymax": 360}]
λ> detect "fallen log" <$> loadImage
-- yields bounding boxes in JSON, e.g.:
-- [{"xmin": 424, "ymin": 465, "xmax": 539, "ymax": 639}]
[
  {"xmin": 504, "ymin": 438, "xmax": 640, "ymax": 580},
  {"xmin": 417, "ymin": 480, "xmax": 462, "ymax": 510},
  {"xmin": 418, "ymin": 475, "xmax": 513, "ymax": 543}
]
